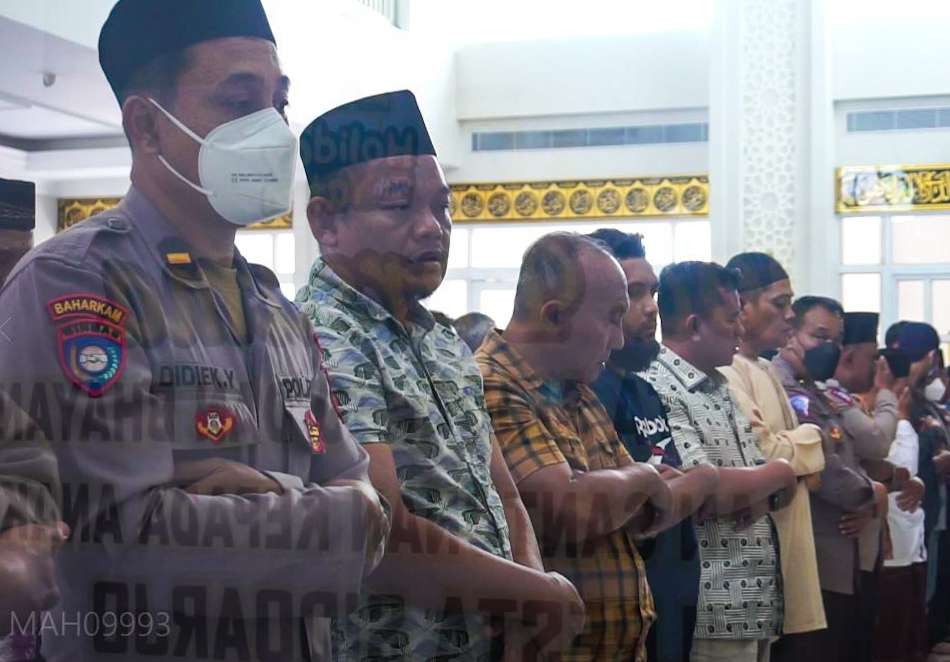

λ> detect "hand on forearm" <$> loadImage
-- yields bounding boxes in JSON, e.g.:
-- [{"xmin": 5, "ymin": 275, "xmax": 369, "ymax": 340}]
[
  {"xmin": 708, "ymin": 460, "xmax": 795, "ymax": 515},
  {"xmin": 896, "ymin": 477, "xmax": 924, "ymax": 512}
]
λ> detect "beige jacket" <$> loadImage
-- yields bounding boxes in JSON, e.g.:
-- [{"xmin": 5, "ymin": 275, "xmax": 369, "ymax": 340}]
[{"xmin": 721, "ymin": 354, "xmax": 828, "ymax": 634}]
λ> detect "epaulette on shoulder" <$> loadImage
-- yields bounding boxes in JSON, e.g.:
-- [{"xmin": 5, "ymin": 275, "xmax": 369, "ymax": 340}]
[{"xmin": 6, "ymin": 214, "xmax": 132, "ymax": 283}]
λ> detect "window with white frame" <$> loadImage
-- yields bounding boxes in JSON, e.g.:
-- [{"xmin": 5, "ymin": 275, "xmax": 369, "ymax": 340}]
[
  {"xmin": 234, "ymin": 230, "xmax": 296, "ymax": 300},
  {"xmin": 425, "ymin": 218, "xmax": 712, "ymax": 327},
  {"xmin": 839, "ymin": 213, "xmax": 950, "ymax": 351}
]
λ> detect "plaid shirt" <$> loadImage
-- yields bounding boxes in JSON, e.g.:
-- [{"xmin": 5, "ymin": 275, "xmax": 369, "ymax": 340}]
[{"xmin": 476, "ymin": 331, "xmax": 655, "ymax": 662}]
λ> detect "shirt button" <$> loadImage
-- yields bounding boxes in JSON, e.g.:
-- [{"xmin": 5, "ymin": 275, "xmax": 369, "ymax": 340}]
[{"xmin": 106, "ymin": 218, "xmax": 129, "ymax": 231}]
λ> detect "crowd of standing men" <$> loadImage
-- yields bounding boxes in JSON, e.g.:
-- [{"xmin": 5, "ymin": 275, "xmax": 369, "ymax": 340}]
[{"xmin": 0, "ymin": 1, "xmax": 949, "ymax": 661}]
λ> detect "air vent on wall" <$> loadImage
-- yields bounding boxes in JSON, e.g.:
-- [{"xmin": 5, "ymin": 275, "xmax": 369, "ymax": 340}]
[
  {"xmin": 472, "ymin": 122, "xmax": 709, "ymax": 152},
  {"xmin": 846, "ymin": 107, "xmax": 950, "ymax": 132}
]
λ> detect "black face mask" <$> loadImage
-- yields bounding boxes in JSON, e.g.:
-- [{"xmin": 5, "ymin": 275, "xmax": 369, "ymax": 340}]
[
  {"xmin": 804, "ymin": 341, "xmax": 841, "ymax": 382},
  {"xmin": 611, "ymin": 339, "xmax": 661, "ymax": 373}
]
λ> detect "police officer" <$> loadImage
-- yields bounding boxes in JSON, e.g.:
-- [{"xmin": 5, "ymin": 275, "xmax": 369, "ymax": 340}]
[
  {"xmin": 830, "ymin": 312, "xmax": 906, "ymax": 662},
  {"xmin": 772, "ymin": 296, "xmax": 879, "ymax": 662},
  {"xmin": 0, "ymin": 2, "xmax": 388, "ymax": 660}
]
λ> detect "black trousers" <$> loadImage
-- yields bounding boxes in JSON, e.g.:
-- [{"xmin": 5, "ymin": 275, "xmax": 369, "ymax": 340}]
[
  {"xmin": 929, "ymin": 530, "xmax": 950, "ymax": 646},
  {"xmin": 772, "ymin": 590, "xmax": 857, "ymax": 662}
]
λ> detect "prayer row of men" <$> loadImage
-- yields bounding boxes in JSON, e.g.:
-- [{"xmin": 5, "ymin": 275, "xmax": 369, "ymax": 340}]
[{"xmin": 0, "ymin": 1, "xmax": 948, "ymax": 661}]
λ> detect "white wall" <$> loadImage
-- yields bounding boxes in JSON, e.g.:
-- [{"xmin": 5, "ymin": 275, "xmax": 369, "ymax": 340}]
[
  {"xmin": 456, "ymin": 32, "xmax": 710, "ymax": 121},
  {"xmin": 834, "ymin": 20, "xmax": 950, "ymax": 103}
]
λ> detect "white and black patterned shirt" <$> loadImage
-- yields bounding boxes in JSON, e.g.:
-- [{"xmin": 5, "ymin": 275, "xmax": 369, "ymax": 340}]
[{"xmin": 641, "ymin": 346, "xmax": 783, "ymax": 640}]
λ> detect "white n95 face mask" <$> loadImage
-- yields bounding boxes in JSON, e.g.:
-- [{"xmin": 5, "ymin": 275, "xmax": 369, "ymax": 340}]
[
  {"xmin": 150, "ymin": 99, "xmax": 297, "ymax": 227},
  {"xmin": 925, "ymin": 377, "xmax": 947, "ymax": 403}
]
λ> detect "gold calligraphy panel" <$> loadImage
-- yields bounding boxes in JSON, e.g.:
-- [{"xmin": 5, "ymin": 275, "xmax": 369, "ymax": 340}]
[
  {"xmin": 837, "ymin": 164, "xmax": 950, "ymax": 213},
  {"xmin": 57, "ymin": 198, "xmax": 293, "ymax": 232},
  {"xmin": 450, "ymin": 176, "xmax": 709, "ymax": 224}
]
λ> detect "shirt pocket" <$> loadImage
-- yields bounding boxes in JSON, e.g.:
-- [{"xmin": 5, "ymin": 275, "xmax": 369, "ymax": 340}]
[{"xmin": 164, "ymin": 391, "xmax": 258, "ymax": 454}]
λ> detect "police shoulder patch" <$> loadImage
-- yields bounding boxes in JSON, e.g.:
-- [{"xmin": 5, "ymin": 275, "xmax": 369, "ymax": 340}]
[
  {"xmin": 789, "ymin": 394, "xmax": 811, "ymax": 418},
  {"xmin": 48, "ymin": 293, "xmax": 128, "ymax": 398},
  {"xmin": 56, "ymin": 319, "xmax": 126, "ymax": 398}
]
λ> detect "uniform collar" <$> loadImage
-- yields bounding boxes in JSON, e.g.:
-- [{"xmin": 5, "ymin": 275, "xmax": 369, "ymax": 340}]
[
  {"xmin": 770, "ymin": 354, "xmax": 800, "ymax": 388},
  {"xmin": 656, "ymin": 345, "xmax": 710, "ymax": 391},
  {"xmin": 121, "ymin": 187, "xmax": 281, "ymax": 308},
  {"xmin": 302, "ymin": 257, "xmax": 435, "ymax": 331}
]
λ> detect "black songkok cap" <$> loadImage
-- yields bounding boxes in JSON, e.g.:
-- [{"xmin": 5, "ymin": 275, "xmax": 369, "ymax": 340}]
[
  {"xmin": 894, "ymin": 322, "xmax": 941, "ymax": 362},
  {"xmin": 98, "ymin": 0, "xmax": 276, "ymax": 102},
  {"xmin": 0, "ymin": 179, "xmax": 35, "ymax": 232},
  {"xmin": 299, "ymin": 90, "xmax": 437, "ymax": 188},
  {"xmin": 725, "ymin": 252, "xmax": 789, "ymax": 293},
  {"xmin": 842, "ymin": 312, "xmax": 879, "ymax": 345}
]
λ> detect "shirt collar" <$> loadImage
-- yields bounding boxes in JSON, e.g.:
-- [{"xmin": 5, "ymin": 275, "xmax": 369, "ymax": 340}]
[
  {"xmin": 656, "ymin": 345, "xmax": 711, "ymax": 391},
  {"xmin": 301, "ymin": 257, "xmax": 436, "ymax": 331},
  {"xmin": 770, "ymin": 354, "xmax": 799, "ymax": 387},
  {"xmin": 480, "ymin": 330, "xmax": 546, "ymax": 392},
  {"xmin": 480, "ymin": 331, "xmax": 591, "ymax": 407},
  {"xmin": 120, "ymin": 187, "xmax": 280, "ymax": 308}
]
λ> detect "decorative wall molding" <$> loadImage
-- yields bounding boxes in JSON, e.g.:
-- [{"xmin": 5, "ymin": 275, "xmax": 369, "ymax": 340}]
[
  {"xmin": 737, "ymin": 0, "xmax": 799, "ymax": 271},
  {"xmin": 449, "ymin": 176, "xmax": 708, "ymax": 224},
  {"xmin": 837, "ymin": 163, "xmax": 950, "ymax": 213},
  {"xmin": 57, "ymin": 198, "xmax": 293, "ymax": 232}
]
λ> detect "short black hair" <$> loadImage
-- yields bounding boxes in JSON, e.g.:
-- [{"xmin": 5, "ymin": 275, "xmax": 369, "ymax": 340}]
[
  {"xmin": 453, "ymin": 312, "xmax": 495, "ymax": 353},
  {"xmin": 657, "ymin": 261, "xmax": 741, "ymax": 336},
  {"xmin": 791, "ymin": 296, "xmax": 843, "ymax": 328},
  {"xmin": 586, "ymin": 228, "xmax": 646, "ymax": 260},
  {"xmin": 725, "ymin": 252, "xmax": 789, "ymax": 295},
  {"xmin": 512, "ymin": 232, "xmax": 611, "ymax": 321},
  {"xmin": 120, "ymin": 48, "xmax": 193, "ymax": 105}
]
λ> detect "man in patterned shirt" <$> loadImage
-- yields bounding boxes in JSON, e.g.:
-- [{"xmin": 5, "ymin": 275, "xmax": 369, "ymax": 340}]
[
  {"xmin": 477, "ymin": 232, "xmax": 675, "ymax": 662},
  {"xmin": 589, "ymin": 229, "xmax": 720, "ymax": 662},
  {"xmin": 297, "ymin": 91, "xmax": 584, "ymax": 661},
  {"xmin": 641, "ymin": 261, "xmax": 796, "ymax": 662}
]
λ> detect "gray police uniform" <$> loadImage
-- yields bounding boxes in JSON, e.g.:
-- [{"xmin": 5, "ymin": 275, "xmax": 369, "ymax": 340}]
[
  {"xmin": 0, "ymin": 187, "xmax": 385, "ymax": 661},
  {"xmin": 773, "ymin": 356, "xmax": 875, "ymax": 596}
]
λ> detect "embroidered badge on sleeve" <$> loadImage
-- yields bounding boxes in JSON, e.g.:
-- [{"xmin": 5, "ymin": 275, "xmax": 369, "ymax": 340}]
[{"xmin": 48, "ymin": 294, "xmax": 130, "ymax": 398}]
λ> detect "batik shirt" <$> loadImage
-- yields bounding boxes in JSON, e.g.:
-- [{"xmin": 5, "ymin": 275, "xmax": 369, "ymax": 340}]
[
  {"xmin": 297, "ymin": 259, "xmax": 512, "ymax": 661},
  {"xmin": 641, "ymin": 346, "xmax": 783, "ymax": 640}
]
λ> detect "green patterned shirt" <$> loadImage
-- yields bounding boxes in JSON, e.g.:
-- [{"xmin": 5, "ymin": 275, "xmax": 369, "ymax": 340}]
[{"xmin": 297, "ymin": 259, "xmax": 512, "ymax": 661}]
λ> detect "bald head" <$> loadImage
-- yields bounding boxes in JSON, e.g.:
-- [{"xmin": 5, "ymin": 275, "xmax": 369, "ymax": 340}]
[
  {"xmin": 513, "ymin": 232, "xmax": 619, "ymax": 321},
  {"xmin": 507, "ymin": 232, "xmax": 628, "ymax": 383}
]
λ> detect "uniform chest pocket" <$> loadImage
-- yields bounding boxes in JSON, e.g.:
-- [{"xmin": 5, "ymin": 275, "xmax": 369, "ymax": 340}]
[{"xmin": 282, "ymin": 400, "xmax": 325, "ymax": 456}]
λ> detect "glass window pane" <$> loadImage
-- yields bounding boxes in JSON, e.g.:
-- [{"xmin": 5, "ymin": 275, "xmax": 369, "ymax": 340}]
[
  {"xmin": 469, "ymin": 218, "xmax": 687, "ymax": 270},
  {"xmin": 424, "ymin": 279, "xmax": 468, "ymax": 320},
  {"xmin": 932, "ymin": 280, "xmax": 950, "ymax": 338},
  {"xmin": 235, "ymin": 232, "xmax": 274, "ymax": 269},
  {"xmin": 479, "ymin": 288, "xmax": 516, "ymax": 328},
  {"xmin": 841, "ymin": 216, "xmax": 881, "ymax": 265},
  {"xmin": 892, "ymin": 215, "xmax": 950, "ymax": 264},
  {"xmin": 274, "ymin": 232, "xmax": 295, "ymax": 275},
  {"xmin": 470, "ymin": 226, "xmax": 544, "ymax": 269},
  {"xmin": 898, "ymin": 280, "xmax": 926, "ymax": 321},
  {"xmin": 280, "ymin": 282, "xmax": 297, "ymax": 301},
  {"xmin": 448, "ymin": 228, "xmax": 469, "ymax": 269},
  {"xmin": 673, "ymin": 221, "xmax": 712, "ymax": 262},
  {"xmin": 841, "ymin": 273, "xmax": 881, "ymax": 313}
]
